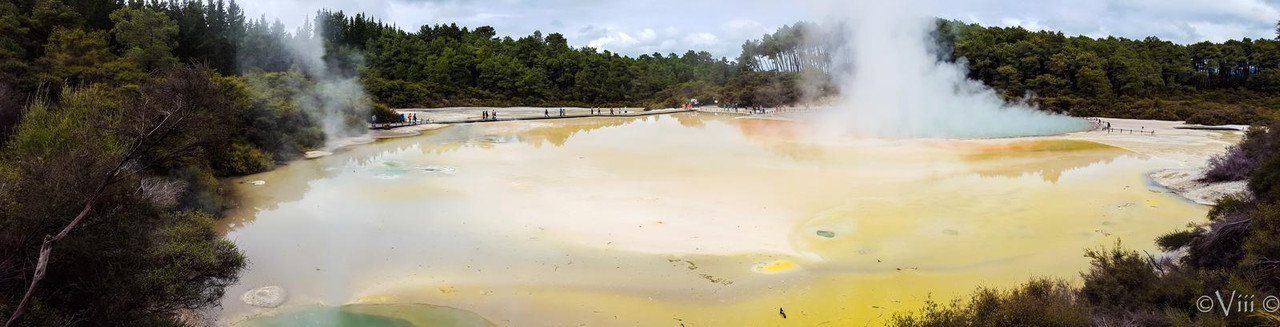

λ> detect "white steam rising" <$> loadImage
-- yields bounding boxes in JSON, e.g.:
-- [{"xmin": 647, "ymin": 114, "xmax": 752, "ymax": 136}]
[
  {"xmin": 818, "ymin": 0, "xmax": 1089, "ymax": 138},
  {"xmin": 284, "ymin": 32, "xmax": 371, "ymax": 146}
]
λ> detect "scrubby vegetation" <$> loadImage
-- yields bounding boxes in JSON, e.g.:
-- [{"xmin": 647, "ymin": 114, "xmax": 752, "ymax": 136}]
[
  {"xmin": 893, "ymin": 279, "xmax": 1091, "ymax": 327},
  {"xmin": 0, "ymin": 67, "xmax": 249, "ymax": 325},
  {"xmin": 1205, "ymin": 125, "xmax": 1280, "ymax": 182}
]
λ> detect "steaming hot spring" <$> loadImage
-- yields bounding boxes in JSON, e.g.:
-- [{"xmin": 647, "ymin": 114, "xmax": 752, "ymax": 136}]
[
  {"xmin": 217, "ymin": 111, "xmax": 1239, "ymax": 326},
  {"xmin": 215, "ymin": 2, "xmax": 1239, "ymax": 326}
]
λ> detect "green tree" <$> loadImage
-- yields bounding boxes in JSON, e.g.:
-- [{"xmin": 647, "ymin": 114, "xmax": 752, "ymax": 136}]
[
  {"xmin": 1075, "ymin": 66, "xmax": 1113, "ymax": 98},
  {"xmin": 35, "ymin": 27, "xmax": 116, "ymax": 85},
  {"xmin": 109, "ymin": 7, "xmax": 179, "ymax": 70}
]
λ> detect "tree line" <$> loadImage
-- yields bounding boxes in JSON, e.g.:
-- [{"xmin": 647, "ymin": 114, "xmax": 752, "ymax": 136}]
[{"xmin": 937, "ymin": 20, "xmax": 1280, "ymax": 124}]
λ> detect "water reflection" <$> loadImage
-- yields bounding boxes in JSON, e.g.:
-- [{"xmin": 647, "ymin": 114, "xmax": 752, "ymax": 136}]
[{"xmin": 954, "ymin": 139, "xmax": 1138, "ymax": 183}]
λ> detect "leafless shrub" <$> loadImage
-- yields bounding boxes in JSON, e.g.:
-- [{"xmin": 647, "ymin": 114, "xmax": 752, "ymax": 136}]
[{"xmin": 136, "ymin": 177, "xmax": 187, "ymax": 209}]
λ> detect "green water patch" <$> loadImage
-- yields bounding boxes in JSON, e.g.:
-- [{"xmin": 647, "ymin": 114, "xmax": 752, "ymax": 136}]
[{"xmin": 243, "ymin": 303, "xmax": 494, "ymax": 327}]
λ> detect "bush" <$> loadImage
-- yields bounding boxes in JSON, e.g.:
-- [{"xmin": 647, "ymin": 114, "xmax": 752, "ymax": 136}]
[
  {"xmin": 1156, "ymin": 229, "xmax": 1200, "ymax": 251},
  {"xmin": 1252, "ymin": 148, "xmax": 1280, "ymax": 203},
  {"xmin": 0, "ymin": 80, "xmax": 248, "ymax": 325},
  {"xmin": 1204, "ymin": 125, "xmax": 1279, "ymax": 183},
  {"xmin": 213, "ymin": 142, "xmax": 273, "ymax": 176},
  {"xmin": 1204, "ymin": 145, "xmax": 1256, "ymax": 182},
  {"xmin": 172, "ymin": 165, "xmax": 223, "ymax": 214},
  {"xmin": 1080, "ymin": 243, "xmax": 1160, "ymax": 310},
  {"xmin": 371, "ymin": 102, "xmax": 400, "ymax": 123},
  {"xmin": 890, "ymin": 279, "xmax": 1090, "ymax": 327},
  {"xmin": 1242, "ymin": 204, "xmax": 1280, "ymax": 291}
]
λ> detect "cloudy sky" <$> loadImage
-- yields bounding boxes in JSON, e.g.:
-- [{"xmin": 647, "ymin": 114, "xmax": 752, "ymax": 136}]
[{"xmin": 239, "ymin": 0, "xmax": 1280, "ymax": 59}]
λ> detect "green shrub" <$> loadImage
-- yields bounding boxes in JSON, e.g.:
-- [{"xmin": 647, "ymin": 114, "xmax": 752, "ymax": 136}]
[
  {"xmin": 172, "ymin": 165, "xmax": 224, "ymax": 214},
  {"xmin": 891, "ymin": 279, "xmax": 1090, "ymax": 327},
  {"xmin": 213, "ymin": 142, "xmax": 273, "ymax": 176},
  {"xmin": 1242, "ymin": 204, "xmax": 1280, "ymax": 291},
  {"xmin": 1080, "ymin": 243, "xmax": 1161, "ymax": 310},
  {"xmin": 371, "ymin": 102, "xmax": 400, "ymax": 123},
  {"xmin": 1156, "ymin": 229, "xmax": 1200, "ymax": 251}
]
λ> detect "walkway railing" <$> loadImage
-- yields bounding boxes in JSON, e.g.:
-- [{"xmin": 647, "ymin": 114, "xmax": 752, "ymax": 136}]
[
  {"xmin": 369, "ymin": 120, "xmax": 428, "ymax": 129},
  {"xmin": 1082, "ymin": 117, "xmax": 1156, "ymax": 135},
  {"xmin": 1106, "ymin": 127, "xmax": 1155, "ymax": 135},
  {"xmin": 371, "ymin": 108, "xmax": 694, "ymax": 129}
]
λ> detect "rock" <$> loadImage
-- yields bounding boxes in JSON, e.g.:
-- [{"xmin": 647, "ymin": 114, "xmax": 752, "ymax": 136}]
[
  {"xmin": 420, "ymin": 165, "xmax": 457, "ymax": 174},
  {"xmin": 241, "ymin": 286, "xmax": 287, "ymax": 308},
  {"xmin": 815, "ymin": 230, "xmax": 836, "ymax": 238},
  {"xmin": 304, "ymin": 150, "xmax": 332, "ymax": 159}
]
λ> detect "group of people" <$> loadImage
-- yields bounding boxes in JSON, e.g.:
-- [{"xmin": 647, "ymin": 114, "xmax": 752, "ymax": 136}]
[
  {"xmin": 544, "ymin": 107, "xmax": 627, "ymax": 117},
  {"xmin": 587, "ymin": 108, "xmax": 626, "ymax": 115},
  {"xmin": 373, "ymin": 113, "xmax": 424, "ymax": 125},
  {"xmin": 543, "ymin": 108, "xmax": 566, "ymax": 117},
  {"xmin": 481, "ymin": 110, "xmax": 498, "ymax": 121}
]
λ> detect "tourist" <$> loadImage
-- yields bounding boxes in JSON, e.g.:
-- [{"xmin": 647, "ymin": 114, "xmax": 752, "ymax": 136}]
[
  {"xmin": 492, "ymin": 110, "xmax": 498, "ymax": 120},
  {"xmin": 482, "ymin": 111, "xmax": 488, "ymax": 120},
  {"xmin": 545, "ymin": 109, "xmax": 549, "ymax": 117}
]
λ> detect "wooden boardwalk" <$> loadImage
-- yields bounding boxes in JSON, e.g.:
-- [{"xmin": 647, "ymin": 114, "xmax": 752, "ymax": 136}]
[{"xmin": 370, "ymin": 108, "xmax": 693, "ymax": 130}]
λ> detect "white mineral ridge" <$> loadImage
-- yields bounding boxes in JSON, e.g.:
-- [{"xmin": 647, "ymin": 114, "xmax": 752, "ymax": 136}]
[{"xmin": 241, "ymin": 285, "xmax": 287, "ymax": 308}]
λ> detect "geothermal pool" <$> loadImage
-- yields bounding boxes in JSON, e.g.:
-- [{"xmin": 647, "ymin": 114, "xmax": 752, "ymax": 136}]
[{"xmin": 220, "ymin": 113, "xmax": 1213, "ymax": 326}]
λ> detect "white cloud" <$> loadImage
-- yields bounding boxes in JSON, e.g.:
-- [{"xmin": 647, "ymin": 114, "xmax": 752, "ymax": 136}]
[
  {"xmin": 1188, "ymin": 21, "xmax": 1254, "ymax": 42},
  {"xmin": 998, "ymin": 18, "xmax": 1051, "ymax": 32},
  {"xmin": 683, "ymin": 33, "xmax": 721, "ymax": 47},
  {"xmin": 638, "ymin": 28, "xmax": 656, "ymax": 41},
  {"xmin": 239, "ymin": 0, "xmax": 1280, "ymax": 59}
]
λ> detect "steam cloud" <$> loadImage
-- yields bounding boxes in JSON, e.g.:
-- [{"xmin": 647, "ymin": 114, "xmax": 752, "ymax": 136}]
[
  {"xmin": 815, "ymin": 0, "xmax": 1089, "ymax": 138},
  {"xmin": 283, "ymin": 31, "xmax": 372, "ymax": 146},
  {"xmin": 237, "ymin": 18, "xmax": 373, "ymax": 149}
]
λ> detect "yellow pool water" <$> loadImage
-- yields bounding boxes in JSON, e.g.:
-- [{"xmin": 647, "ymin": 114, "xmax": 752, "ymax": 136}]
[{"xmin": 220, "ymin": 113, "xmax": 1212, "ymax": 326}]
